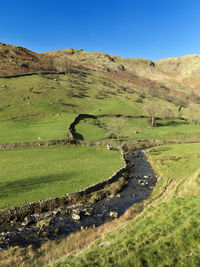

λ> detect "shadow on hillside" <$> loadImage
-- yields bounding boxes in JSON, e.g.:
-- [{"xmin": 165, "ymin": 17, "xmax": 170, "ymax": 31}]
[
  {"xmin": 156, "ymin": 120, "xmax": 188, "ymax": 127},
  {"xmin": 73, "ymin": 94, "xmax": 88, "ymax": 98},
  {"xmin": 62, "ymin": 103, "xmax": 76, "ymax": 107},
  {"xmin": 0, "ymin": 172, "xmax": 77, "ymax": 199}
]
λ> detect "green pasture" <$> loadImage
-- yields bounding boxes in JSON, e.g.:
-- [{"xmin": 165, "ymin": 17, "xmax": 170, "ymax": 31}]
[
  {"xmin": 0, "ymin": 73, "xmax": 184, "ymax": 124},
  {"xmin": 0, "ymin": 73, "xmax": 144, "ymax": 122},
  {"xmin": 75, "ymin": 117, "xmax": 200, "ymax": 142},
  {"xmin": 0, "ymin": 145, "xmax": 123, "ymax": 209},
  {"xmin": 147, "ymin": 143, "xmax": 200, "ymax": 201},
  {"xmin": 148, "ymin": 143, "xmax": 200, "ymax": 180},
  {"xmin": 0, "ymin": 73, "xmax": 193, "ymax": 145},
  {"xmin": 0, "ymin": 113, "xmax": 75, "ymax": 143},
  {"xmin": 53, "ymin": 143, "xmax": 200, "ymax": 266}
]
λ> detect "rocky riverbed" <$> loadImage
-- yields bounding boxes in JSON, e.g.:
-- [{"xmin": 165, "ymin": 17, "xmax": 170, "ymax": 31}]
[{"xmin": 0, "ymin": 149, "xmax": 157, "ymax": 250}]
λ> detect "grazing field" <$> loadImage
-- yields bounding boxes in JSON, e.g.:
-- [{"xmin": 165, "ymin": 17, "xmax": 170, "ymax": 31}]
[
  {"xmin": 0, "ymin": 113, "xmax": 76, "ymax": 143},
  {"xmin": 48, "ymin": 143, "xmax": 200, "ymax": 267},
  {"xmin": 1, "ymin": 73, "xmax": 196, "ymax": 145},
  {"xmin": 0, "ymin": 74, "xmax": 145, "ymax": 122},
  {"xmin": 75, "ymin": 117, "xmax": 200, "ymax": 142},
  {"xmin": 0, "ymin": 145, "xmax": 123, "ymax": 209},
  {"xmin": 1, "ymin": 72, "xmax": 189, "ymax": 130}
]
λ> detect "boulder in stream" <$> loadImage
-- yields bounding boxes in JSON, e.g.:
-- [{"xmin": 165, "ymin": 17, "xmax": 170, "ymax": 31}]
[
  {"xmin": 109, "ymin": 211, "xmax": 118, "ymax": 218},
  {"xmin": 21, "ymin": 216, "xmax": 34, "ymax": 226},
  {"xmin": 72, "ymin": 214, "xmax": 81, "ymax": 220},
  {"xmin": 36, "ymin": 218, "xmax": 52, "ymax": 229}
]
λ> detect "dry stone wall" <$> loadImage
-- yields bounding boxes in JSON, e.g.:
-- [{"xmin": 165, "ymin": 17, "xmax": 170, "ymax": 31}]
[
  {"xmin": 67, "ymin": 113, "xmax": 97, "ymax": 139},
  {"xmin": 0, "ymin": 139, "xmax": 78, "ymax": 150},
  {"xmin": 96, "ymin": 114, "xmax": 147, "ymax": 119},
  {"xmin": 0, "ymin": 71, "xmax": 66, "ymax": 79}
]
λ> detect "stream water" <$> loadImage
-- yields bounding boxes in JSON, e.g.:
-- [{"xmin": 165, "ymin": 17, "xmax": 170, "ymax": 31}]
[{"xmin": 0, "ymin": 149, "xmax": 157, "ymax": 250}]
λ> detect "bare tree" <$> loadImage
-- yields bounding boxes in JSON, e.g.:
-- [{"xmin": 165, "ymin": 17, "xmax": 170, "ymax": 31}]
[
  {"xmin": 144, "ymin": 100, "xmax": 175, "ymax": 127},
  {"xmin": 143, "ymin": 100, "xmax": 160, "ymax": 127}
]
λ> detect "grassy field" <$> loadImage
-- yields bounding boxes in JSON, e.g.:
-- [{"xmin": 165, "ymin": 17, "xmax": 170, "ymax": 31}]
[
  {"xmin": 0, "ymin": 72, "xmax": 186, "ymax": 122},
  {"xmin": 0, "ymin": 73, "xmax": 143, "ymax": 143},
  {"xmin": 46, "ymin": 143, "xmax": 200, "ymax": 267},
  {"xmin": 0, "ymin": 145, "xmax": 123, "ymax": 209},
  {"xmin": 0, "ymin": 73, "xmax": 145, "ymax": 122},
  {"xmin": 1, "ymin": 73, "xmax": 195, "ymax": 145},
  {"xmin": 0, "ymin": 113, "xmax": 76, "ymax": 143},
  {"xmin": 75, "ymin": 117, "xmax": 200, "ymax": 142},
  {"xmin": 1, "ymin": 113, "xmax": 200, "ymax": 144}
]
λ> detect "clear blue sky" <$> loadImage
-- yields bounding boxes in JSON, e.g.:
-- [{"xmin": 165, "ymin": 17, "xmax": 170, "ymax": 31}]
[{"xmin": 1, "ymin": 0, "xmax": 200, "ymax": 61}]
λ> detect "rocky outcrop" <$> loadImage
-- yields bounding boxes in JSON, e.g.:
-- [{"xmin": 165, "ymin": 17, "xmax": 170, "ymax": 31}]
[
  {"xmin": 0, "ymin": 42, "xmax": 55, "ymax": 76},
  {"xmin": 1, "ymin": 42, "xmax": 200, "ymax": 96}
]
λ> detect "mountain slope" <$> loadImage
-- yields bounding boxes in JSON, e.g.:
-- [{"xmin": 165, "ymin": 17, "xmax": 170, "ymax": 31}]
[
  {"xmin": 1, "ymin": 42, "xmax": 200, "ymax": 97},
  {"xmin": 0, "ymin": 42, "xmax": 55, "ymax": 75},
  {"xmin": 45, "ymin": 48, "xmax": 200, "ymax": 93},
  {"xmin": 156, "ymin": 55, "xmax": 200, "ymax": 92},
  {"xmin": 0, "ymin": 42, "xmax": 200, "ymax": 124}
]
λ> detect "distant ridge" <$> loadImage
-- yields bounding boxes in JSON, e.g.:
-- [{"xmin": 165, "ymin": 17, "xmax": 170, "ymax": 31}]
[{"xmin": 0, "ymin": 42, "xmax": 200, "ymax": 94}]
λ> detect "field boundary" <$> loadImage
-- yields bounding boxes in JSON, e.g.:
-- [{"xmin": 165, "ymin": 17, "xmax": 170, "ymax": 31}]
[
  {"xmin": 1, "ymin": 134, "xmax": 198, "ymax": 151},
  {"xmin": 67, "ymin": 114, "xmax": 98, "ymax": 139},
  {"xmin": 0, "ymin": 71, "xmax": 66, "ymax": 79},
  {"xmin": 0, "ymin": 139, "xmax": 78, "ymax": 150}
]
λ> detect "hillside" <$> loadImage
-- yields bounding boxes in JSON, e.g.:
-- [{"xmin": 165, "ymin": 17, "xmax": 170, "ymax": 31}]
[
  {"xmin": 0, "ymin": 42, "xmax": 200, "ymax": 107},
  {"xmin": 156, "ymin": 55, "xmax": 200, "ymax": 93},
  {"xmin": 0, "ymin": 43, "xmax": 56, "ymax": 75},
  {"xmin": 0, "ymin": 42, "xmax": 200, "ymax": 144},
  {"xmin": 46, "ymin": 48, "xmax": 200, "ymax": 94},
  {"xmin": 1, "ymin": 41, "xmax": 200, "ymax": 96},
  {"xmin": 0, "ymin": 42, "xmax": 200, "ymax": 125}
]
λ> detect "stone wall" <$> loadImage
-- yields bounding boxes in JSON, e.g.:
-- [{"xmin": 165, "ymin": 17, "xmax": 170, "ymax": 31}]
[
  {"xmin": 96, "ymin": 114, "xmax": 147, "ymax": 119},
  {"xmin": 0, "ymin": 139, "xmax": 78, "ymax": 150},
  {"xmin": 0, "ymin": 71, "xmax": 66, "ymax": 79},
  {"xmin": 67, "ymin": 113, "xmax": 97, "ymax": 139}
]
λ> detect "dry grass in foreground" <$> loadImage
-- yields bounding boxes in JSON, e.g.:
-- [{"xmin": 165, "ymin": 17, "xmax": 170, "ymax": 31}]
[{"xmin": 0, "ymin": 204, "xmax": 142, "ymax": 267}]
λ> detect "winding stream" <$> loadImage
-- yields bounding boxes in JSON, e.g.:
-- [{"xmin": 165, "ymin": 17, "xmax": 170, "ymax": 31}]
[{"xmin": 0, "ymin": 149, "xmax": 157, "ymax": 250}]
